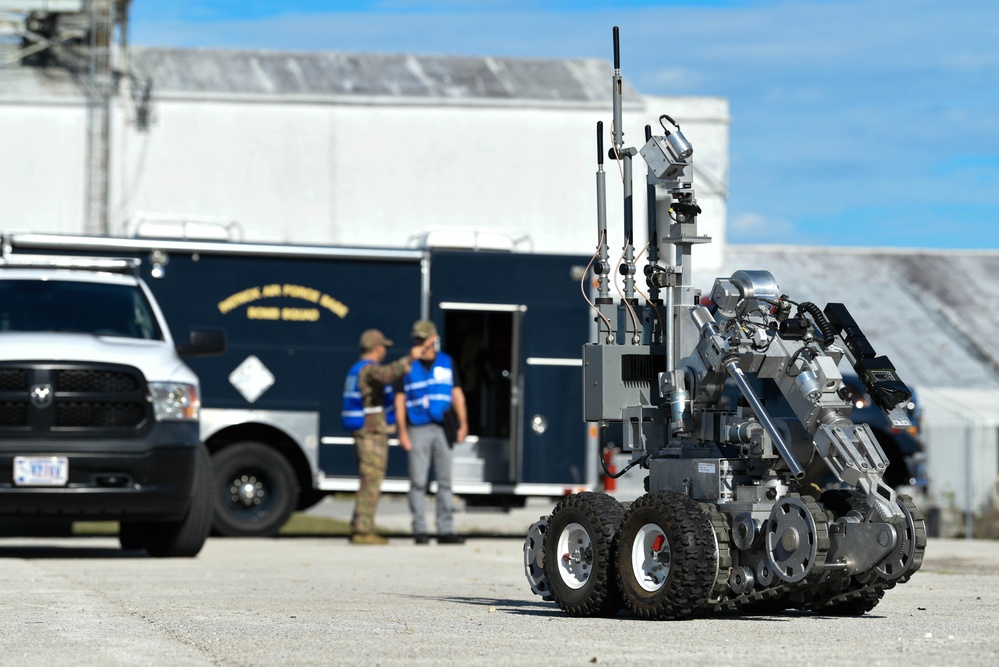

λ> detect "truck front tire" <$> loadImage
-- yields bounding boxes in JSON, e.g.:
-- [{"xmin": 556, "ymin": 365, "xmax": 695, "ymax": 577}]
[
  {"xmin": 119, "ymin": 443, "xmax": 214, "ymax": 557},
  {"xmin": 211, "ymin": 442, "xmax": 298, "ymax": 537}
]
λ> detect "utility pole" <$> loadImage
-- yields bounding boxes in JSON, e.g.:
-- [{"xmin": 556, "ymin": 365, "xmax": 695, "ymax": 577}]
[{"xmin": 84, "ymin": 0, "xmax": 114, "ymax": 236}]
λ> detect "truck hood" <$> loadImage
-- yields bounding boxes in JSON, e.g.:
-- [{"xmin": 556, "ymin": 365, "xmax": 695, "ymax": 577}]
[{"xmin": 0, "ymin": 332, "xmax": 198, "ymax": 385}]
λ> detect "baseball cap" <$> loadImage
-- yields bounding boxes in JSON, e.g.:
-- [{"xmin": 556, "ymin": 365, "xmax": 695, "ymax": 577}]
[
  {"xmin": 359, "ymin": 329, "xmax": 393, "ymax": 350},
  {"xmin": 411, "ymin": 320, "xmax": 438, "ymax": 339}
]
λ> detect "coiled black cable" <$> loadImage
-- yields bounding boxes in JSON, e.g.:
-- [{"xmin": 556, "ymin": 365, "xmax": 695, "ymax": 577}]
[
  {"xmin": 600, "ymin": 449, "xmax": 648, "ymax": 479},
  {"xmin": 798, "ymin": 301, "xmax": 837, "ymax": 345}
]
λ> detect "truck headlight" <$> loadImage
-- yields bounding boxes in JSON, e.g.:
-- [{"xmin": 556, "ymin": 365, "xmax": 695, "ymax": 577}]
[{"xmin": 149, "ymin": 382, "xmax": 200, "ymax": 421}]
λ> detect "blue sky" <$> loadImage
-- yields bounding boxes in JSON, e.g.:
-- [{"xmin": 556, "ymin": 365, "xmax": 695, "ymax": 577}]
[{"xmin": 130, "ymin": 1, "xmax": 999, "ymax": 250}]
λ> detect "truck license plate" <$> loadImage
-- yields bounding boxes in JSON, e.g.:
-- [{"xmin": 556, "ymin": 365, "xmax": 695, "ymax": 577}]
[{"xmin": 13, "ymin": 456, "xmax": 69, "ymax": 487}]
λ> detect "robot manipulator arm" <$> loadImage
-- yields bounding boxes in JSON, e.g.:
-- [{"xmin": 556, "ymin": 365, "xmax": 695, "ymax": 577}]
[
  {"xmin": 814, "ymin": 420, "xmax": 902, "ymax": 521},
  {"xmin": 690, "ymin": 275, "xmax": 905, "ymax": 518},
  {"xmin": 689, "ymin": 305, "xmax": 806, "ymax": 479},
  {"xmin": 823, "ymin": 302, "xmax": 913, "ymax": 426}
]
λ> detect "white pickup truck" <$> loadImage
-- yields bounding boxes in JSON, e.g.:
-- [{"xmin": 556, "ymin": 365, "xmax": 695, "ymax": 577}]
[{"xmin": 0, "ymin": 250, "xmax": 224, "ymax": 556}]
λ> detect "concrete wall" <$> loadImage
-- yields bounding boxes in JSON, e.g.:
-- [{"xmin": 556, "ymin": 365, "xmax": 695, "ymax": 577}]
[{"xmin": 0, "ymin": 102, "xmax": 88, "ymax": 234}]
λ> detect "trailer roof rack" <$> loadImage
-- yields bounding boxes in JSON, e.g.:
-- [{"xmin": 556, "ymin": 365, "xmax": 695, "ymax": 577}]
[
  {"xmin": 407, "ymin": 226, "xmax": 533, "ymax": 253},
  {"xmin": 123, "ymin": 213, "xmax": 243, "ymax": 242}
]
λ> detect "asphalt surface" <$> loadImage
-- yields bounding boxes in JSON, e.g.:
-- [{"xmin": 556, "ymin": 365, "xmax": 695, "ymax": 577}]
[
  {"xmin": 1, "ymin": 501, "xmax": 997, "ymax": 666},
  {"xmin": 304, "ymin": 493, "xmax": 560, "ymax": 537}
]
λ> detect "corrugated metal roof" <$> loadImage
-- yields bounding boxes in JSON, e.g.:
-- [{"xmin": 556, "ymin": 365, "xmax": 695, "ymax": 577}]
[
  {"xmin": 126, "ymin": 47, "xmax": 635, "ymax": 105},
  {"xmin": 1, "ymin": 44, "xmax": 640, "ymax": 106},
  {"xmin": 695, "ymin": 246, "xmax": 999, "ymax": 390}
]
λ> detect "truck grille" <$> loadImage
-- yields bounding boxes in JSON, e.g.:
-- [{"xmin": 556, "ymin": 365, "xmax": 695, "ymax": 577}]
[
  {"xmin": 0, "ymin": 401, "xmax": 28, "ymax": 426},
  {"xmin": 56, "ymin": 369, "xmax": 141, "ymax": 394},
  {"xmin": 0, "ymin": 369, "xmax": 28, "ymax": 391},
  {"xmin": 0, "ymin": 363, "xmax": 151, "ymax": 437}
]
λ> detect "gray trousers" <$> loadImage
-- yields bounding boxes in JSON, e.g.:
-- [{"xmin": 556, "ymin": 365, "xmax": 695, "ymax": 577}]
[{"xmin": 407, "ymin": 423, "xmax": 455, "ymax": 535}]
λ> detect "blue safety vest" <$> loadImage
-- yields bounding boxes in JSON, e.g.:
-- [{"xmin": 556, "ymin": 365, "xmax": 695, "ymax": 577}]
[
  {"xmin": 402, "ymin": 353, "xmax": 454, "ymax": 426},
  {"xmin": 341, "ymin": 360, "xmax": 396, "ymax": 431}
]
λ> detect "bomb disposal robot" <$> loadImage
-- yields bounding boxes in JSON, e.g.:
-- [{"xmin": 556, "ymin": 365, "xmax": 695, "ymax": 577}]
[{"xmin": 523, "ymin": 28, "xmax": 925, "ymax": 619}]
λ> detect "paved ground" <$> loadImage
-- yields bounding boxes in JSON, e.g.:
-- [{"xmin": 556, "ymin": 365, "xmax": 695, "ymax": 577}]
[
  {"xmin": 303, "ymin": 493, "xmax": 560, "ymax": 538},
  {"xmin": 1, "ymin": 514, "xmax": 997, "ymax": 666}
]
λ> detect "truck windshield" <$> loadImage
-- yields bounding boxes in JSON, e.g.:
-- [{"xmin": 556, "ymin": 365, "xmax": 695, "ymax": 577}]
[{"xmin": 0, "ymin": 279, "xmax": 164, "ymax": 340}]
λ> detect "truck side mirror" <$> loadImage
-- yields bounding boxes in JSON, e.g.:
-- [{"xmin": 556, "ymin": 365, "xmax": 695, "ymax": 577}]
[{"xmin": 177, "ymin": 327, "xmax": 227, "ymax": 357}]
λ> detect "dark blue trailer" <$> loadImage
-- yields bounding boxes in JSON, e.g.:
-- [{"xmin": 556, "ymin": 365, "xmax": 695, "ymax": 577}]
[{"xmin": 6, "ymin": 233, "xmax": 596, "ymax": 536}]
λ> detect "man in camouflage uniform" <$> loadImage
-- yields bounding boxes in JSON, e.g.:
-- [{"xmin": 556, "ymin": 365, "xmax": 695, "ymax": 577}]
[{"xmin": 345, "ymin": 329, "xmax": 431, "ymax": 545}]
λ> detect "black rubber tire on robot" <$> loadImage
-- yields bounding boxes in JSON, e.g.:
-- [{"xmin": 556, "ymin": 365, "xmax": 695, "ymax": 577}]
[
  {"xmin": 542, "ymin": 492, "xmax": 626, "ymax": 617},
  {"xmin": 812, "ymin": 578, "xmax": 888, "ymax": 616},
  {"xmin": 211, "ymin": 442, "xmax": 299, "ymax": 537},
  {"xmin": 616, "ymin": 490, "xmax": 719, "ymax": 620},
  {"xmin": 119, "ymin": 443, "xmax": 215, "ymax": 557},
  {"xmin": 819, "ymin": 488, "xmax": 927, "ymax": 582},
  {"xmin": 806, "ymin": 490, "xmax": 926, "ymax": 616}
]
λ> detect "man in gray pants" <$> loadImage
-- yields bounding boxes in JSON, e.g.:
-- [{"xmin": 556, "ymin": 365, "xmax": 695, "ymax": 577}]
[{"xmin": 395, "ymin": 320, "xmax": 468, "ymax": 544}]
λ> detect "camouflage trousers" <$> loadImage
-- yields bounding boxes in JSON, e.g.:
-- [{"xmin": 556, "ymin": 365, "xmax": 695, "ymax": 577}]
[{"xmin": 351, "ymin": 432, "xmax": 389, "ymax": 535}]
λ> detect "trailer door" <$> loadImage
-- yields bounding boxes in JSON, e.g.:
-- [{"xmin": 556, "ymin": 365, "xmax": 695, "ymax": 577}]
[
  {"xmin": 521, "ymin": 356, "xmax": 586, "ymax": 485},
  {"xmin": 440, "ymin": 303, "xmax": 523, "ymax": 485},
  {"xmin": 429, "ymin": 250, "xmax": 592, "ymax": 496}
]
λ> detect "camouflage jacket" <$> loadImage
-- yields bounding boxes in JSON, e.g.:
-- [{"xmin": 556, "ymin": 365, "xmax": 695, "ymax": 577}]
[{"xmin": 358, "ymin": 356, "xmax": 412, "ymax": 434}]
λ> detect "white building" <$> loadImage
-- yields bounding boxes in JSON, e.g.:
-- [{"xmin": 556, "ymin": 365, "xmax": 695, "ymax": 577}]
[{"xmin": 0, "ymin": 44, "xmax": 730, "ymax": 267}]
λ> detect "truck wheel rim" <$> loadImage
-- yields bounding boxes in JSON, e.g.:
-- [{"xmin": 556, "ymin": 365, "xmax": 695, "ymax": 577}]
[
  {"xmin": 631, "ymin": 523, "xmax": 670, "ymax": 592},
  {"xmin": 229, "ymin": 473, "xmax": 266, "ymax": 509},
  {"xmin": 555, "ymin": 522, "xmax": 592, "ymax": 590}
]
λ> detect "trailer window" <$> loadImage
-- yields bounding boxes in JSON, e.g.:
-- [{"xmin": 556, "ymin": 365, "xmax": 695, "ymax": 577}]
[{"xmin": 0, "ymin": 279, "xmax": 164, "ymax": 340}]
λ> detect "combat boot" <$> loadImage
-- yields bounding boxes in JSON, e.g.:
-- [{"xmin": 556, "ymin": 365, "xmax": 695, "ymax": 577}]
[{"xmin": 350, "ymin": 532, "xmax": 389, "ymax": 545}]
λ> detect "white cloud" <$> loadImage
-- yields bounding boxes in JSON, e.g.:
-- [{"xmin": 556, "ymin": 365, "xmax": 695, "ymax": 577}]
[
  {"xmin": 647, "ymin": 66, "xmax": 703, "ymax": 90},
  {"xmin": 729, "ymin": 212, "xmax": 797, "ymax": 243}
]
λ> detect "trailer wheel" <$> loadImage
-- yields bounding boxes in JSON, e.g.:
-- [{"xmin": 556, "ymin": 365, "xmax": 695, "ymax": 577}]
[
  {"xmin": 120, "ymin": 443, "xmax": 215, "ymax": 557},
  {"xmin": 542, "ymin": 492, "xmax": 624, "ymax": 617},
  {"xmin": 211, "ymin": 442, "xmax": 299, "ymax": 537},
  {"xmin": 617, "ymin": 491, "xmax": 718, "ymax": 620}
]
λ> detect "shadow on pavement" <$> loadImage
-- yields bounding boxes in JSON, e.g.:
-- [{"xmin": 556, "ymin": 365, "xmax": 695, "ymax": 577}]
[
  {"xmin": 391, "ymin": 592, "xmax": 557, "ymax": 617},
  {"xmin": 0, "ymin": 542, "xmax": 147, "ymax": 559}
]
